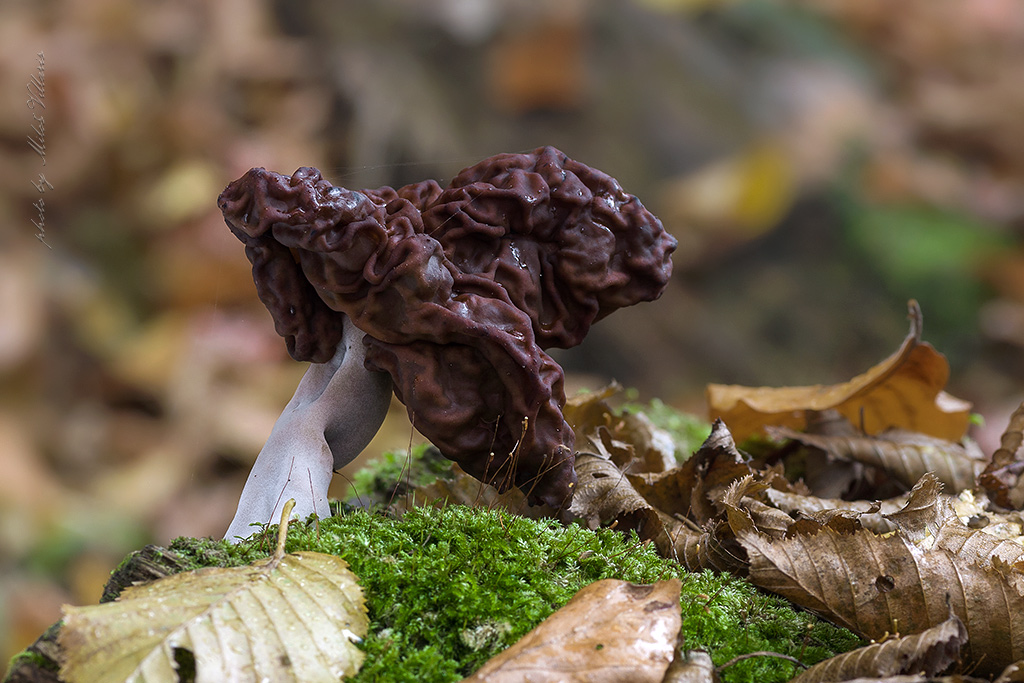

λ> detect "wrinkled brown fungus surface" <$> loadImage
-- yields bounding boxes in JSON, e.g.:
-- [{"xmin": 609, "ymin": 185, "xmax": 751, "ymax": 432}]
[{"xmin": 220, "ymin": 146, "xmax": 676, "ymax": 509}]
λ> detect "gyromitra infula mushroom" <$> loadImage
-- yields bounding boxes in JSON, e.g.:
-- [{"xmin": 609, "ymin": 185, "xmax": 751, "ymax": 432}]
[{"xmin": 219, "ymin": 146, "xmax": 676, "ymax": 540}]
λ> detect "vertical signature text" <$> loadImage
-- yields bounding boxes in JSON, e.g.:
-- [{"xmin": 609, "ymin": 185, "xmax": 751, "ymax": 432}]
[{"xmin": 27, "ymin": 51, "xmax": 51, "ymax": 248}]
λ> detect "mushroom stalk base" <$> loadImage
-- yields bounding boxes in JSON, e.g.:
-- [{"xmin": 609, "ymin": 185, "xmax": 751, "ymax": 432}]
[{"xmin": 224, "ymin": 318, "xmax": 393, "ymax": 542}]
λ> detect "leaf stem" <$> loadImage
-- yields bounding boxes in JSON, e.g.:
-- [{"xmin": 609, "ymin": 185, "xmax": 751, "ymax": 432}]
[
  {"xmin": 716, "ymin": 650, "xmax": 807, "ymax": 673},
  {"xmin": 276, "ymin": 498, "xmax": 296, "ymax": 559}
]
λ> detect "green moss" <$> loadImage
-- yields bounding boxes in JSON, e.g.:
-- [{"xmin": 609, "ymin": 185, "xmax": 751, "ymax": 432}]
[
  {"xmin": 5, "ymin": 649, "xmax": 55, "ymax": 676},
  {"xmin": 346, "ymin": 444, "xmax": 454, "ymax": 505},
  {"xmin": 3, "ymin": 622, "xmax": 63, "ymax": 682},
  {"xmin": 168, "ymin": 505, "xmax": 860, "ymax": 682}
]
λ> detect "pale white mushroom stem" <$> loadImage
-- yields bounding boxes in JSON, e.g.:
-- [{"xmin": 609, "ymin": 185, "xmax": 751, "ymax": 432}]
[{"xmin": 224, "ymin": 316, "xmax": 393, "ymax": 542}]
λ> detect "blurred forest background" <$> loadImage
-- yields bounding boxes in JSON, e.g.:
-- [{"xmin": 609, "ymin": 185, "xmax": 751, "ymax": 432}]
[{"xmin": 5, "ymin": 0, "xmax": 1024, "ymax": 667}]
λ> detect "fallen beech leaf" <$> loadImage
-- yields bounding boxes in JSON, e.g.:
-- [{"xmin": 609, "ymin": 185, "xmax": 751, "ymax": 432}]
[
  {"xmin": 981, "ymin": 401, "xmax": 1024, "ymax": 509},
  {"xmin": 564, "ymin": 384, "xmax": 622, "ymax": 444},
  {"xmin": 628, "ymin": 420, "xmax": 752, "ymax": 525},
  {"xmin": 932, "ymin": 519, "xmax": 1024, "ymax": 595},
  {"xmin": 764, "ymin": 488, "xmax": 904, "ymax": 535},
  {"xmin": 881, "ymin": 473, "xmax": 949, "ymax": 544},
  {"xmin": 772, "ymin": 426, "xmax": 983, "ymax": 493},
  {"xmin": 569, "ymin": 422, "xmax": 747, "ymax": 571},
  {"xmin": 625, "ymin": 421, "xmax": 752, "ymax": 571},
  {"xmin": 720, "ymin": 474, "xmax": 866, "ymax": 540},
  {"xmin": 738, "ymin": 526, "xmax": 1024, "ymax": 675},
  {"xmin": 663, "ymin": 649, "xmax": 720, "ymax": 683},
  {"xmin": 461, "ymin": 579, "xmax": 682, "ymax": 683},
  {"xmin": 59, "ymin": 501, "xmax": 368, "ymax": 683},
  {"xmin": 707, "ymin": 301, "xmax": 972, "ymax": 443},
  {"xmin": 660, "ymin": 513, "xmax": 744, "ymax": 573},
  {"xmin": 569, "ymin": 452, "xmax": 666, "ymax": 542},
  {"xmin": 790, "ymin": 614, "xmax": 966, "ymax": 683},
  {"xmin": 719, "ymin": 475, "xmax": 791, "ymax": 538},
  {"xmin": 882, "ymin": 475, "xmax": 1024, "ymax": 566},
  {"xmin": 564, "ymin": 385, "xmax": 678, "ymax": 474}
]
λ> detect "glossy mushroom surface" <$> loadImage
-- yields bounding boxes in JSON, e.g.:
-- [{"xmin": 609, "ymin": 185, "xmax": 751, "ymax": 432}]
[{"xmin": 219, "ymin": 146, "xmax": 676, "ymax": 531}]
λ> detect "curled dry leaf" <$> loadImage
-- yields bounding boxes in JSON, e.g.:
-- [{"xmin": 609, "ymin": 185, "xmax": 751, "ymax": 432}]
[
  {"xmin": 628, "ymin": 420, "xmax": 752, "ymax": 526},
  {"xmin": 738, "ymin": 524, "xmax": 1024, "ymax": 676},
  {"xmin": 764, "ymin": 488, "xmax": 904, "ymax": 535},
  {"xmin": 981, "ymin": 401, "xmax": 1024, "ymax": 509},
  {"xmin": 720, "ymin": 474, "xmax": 868, "ymax": 541},
  {"xmin": 568, "ymin": 451, "xmax": 731, "ymax": 570},
  {"xmin": 771, "ymin": 426, "xmax": 983, "ymax": 493},
  {"xmin": 789, "ymin": 614, "xmax": 966, "ymax": 683},
  {"xmin": 880, "ymin": 474, "xmax": 1024, "ymax": 590},
  {"xmin": 563, "ymin": 384, "xmax": 678, "ymax": 474},
  {"xmin": 460, "ymin": 579, "xmax": 682, "ymax": 683},
  {"xmin": 624, "ymin": 420, "xmax": 753, "ymax": 571},
  {"xmin": 880, "ymin": 473, "xmax": 949, "ymax": 543},
  {"xmin": 568, "ymin": 421, "xmax": 755, "ymax": 572},
  {"xmin": 707, "ymin": 301, "xmax": 972, "ymax": 443},
  {"xmin": 569, "ymin": 452, "xmax": 666, "ymax": 542},
  {"xmin": 719, "ymin": 475, "xmax": 792, "ymax": 538}
]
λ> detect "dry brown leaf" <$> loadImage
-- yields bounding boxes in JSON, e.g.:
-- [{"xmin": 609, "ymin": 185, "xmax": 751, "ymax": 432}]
[
  {"xmin": 564, "ymin": 385, "xmax": 677, "ymax": 474},
  {"xmin": 568, "ymin": 422, "xmax": 748, "ymax": 572},
  {"xmin": 628, "ymin": 421, "xmax": 753, "ymax": 570},
  {"xmin": 765, "ymin": 488, "xmax": 903, "ymax": 535},
  {"xmin": 881, "ymin": 473, "xmax": 949, "ymax": 543},
  {"xmin": 790, "ymin": 613, "xmax": 966, "ymax": 683},
  {"xmin": 719, "ymin": 475, "xmax": 792, "ymax": 538},
  {"xmin": 653, "ymin": 511, "xmax": 743, "ymax": 573},
  {"xmin": 738, "ymin": 526, "xmax": 1024, "ymax": 675},
  {"xmin": 707, "ymin": 301, "xmax": 972, "ymax": 443},
  {"xmin": 461, "ymin": 579, "xmax": 681, "ymax": 683},
  {"xmin": 932, "ymin": 521, "xmax": 1024, "ymax": 595},
  {"xmin": 720, "ymin": 474, "xmax": 869, "ymax": 540},
  {"xmin": 882, "ymin": 476, "xmax": 1024, "ymax": 584},
  {"xmin": 569, "ymin": 452, "xmax": 666, "ymax": 541},
  {"xmin": 981, "ymin": 401, "xmax": 1024, "ymax": 509},
  {"xmin": 564, "ymin": 384, "xmax": 622, "ymax": 441},
  {"xmin": 773, "ymin": 426, "xmax": 982, "ymax": 493},
  {"xmin": 628, "ymin": 420, "xmax": 752, "ymax": 526}
]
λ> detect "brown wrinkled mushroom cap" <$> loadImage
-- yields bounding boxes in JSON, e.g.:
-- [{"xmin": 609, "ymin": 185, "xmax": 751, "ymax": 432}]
[{"xmin": 219, "ymin": 146, "xmax": 676, "ymax": 507}]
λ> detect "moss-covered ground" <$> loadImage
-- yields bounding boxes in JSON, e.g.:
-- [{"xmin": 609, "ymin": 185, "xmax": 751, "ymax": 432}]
[{"xmin": 169, "ymin": 504, "xmax": 861, "ymax": 683}]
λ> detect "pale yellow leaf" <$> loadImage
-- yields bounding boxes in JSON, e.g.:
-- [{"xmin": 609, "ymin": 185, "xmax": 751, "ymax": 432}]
[{"xmin": 60, "ymin": 504, "xmax": 367, "ymax": 683}]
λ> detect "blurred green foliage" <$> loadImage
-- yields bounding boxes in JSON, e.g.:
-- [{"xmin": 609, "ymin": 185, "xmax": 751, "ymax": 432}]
[{"xmin": 841, "ymin": 194, "xmax": 1008, "ymax": 355}]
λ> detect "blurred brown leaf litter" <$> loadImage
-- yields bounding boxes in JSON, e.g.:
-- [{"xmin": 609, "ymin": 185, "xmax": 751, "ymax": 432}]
[{"xmin": 7, "ymin": 0, "xmax": 1024, "ymax": 674}]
